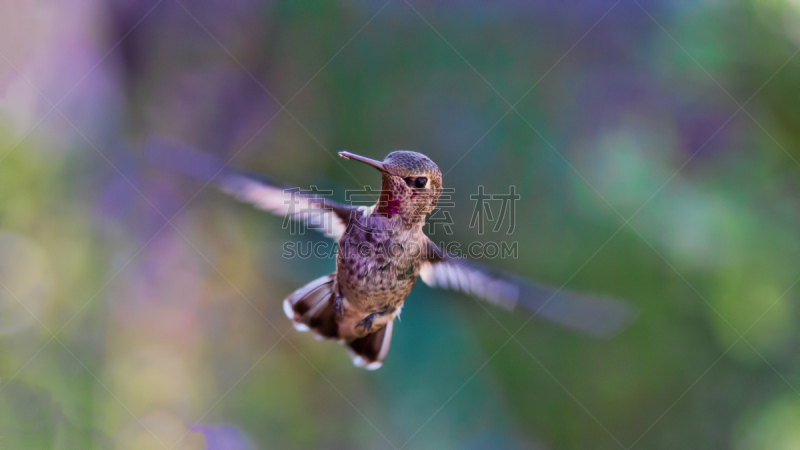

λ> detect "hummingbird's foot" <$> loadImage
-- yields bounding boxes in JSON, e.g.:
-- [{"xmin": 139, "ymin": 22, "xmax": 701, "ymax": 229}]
[
  {"xmin": 356, "ymin": 305, "xmax": 396, "ymax": 333},
  {"xmin": 333, "ymin": 294, "xmax": 344, "ymax": 323},
  {"xmin": 356, "ymin": 314, "xmax": 375, "ymax": 333}
]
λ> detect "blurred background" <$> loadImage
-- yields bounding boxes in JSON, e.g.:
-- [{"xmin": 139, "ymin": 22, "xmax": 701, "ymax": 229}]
[{"xmin": 1, "ymin": 0, "xmax": 800, "ymax": 448}]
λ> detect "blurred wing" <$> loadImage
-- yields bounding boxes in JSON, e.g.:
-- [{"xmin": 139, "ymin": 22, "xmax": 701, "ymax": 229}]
[
  {"xmin": 146, "ymin": 136, "xmax": 356, "ymax": 240},
  {"xmin": 420, "ymin": 240, "xmax": 637, "ymax": 337},
  {"xmin": 218, "ymin": 174, "xmax": 355, "ymax": 239}
]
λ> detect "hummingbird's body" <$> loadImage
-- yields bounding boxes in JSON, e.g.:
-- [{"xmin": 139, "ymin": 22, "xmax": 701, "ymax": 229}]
[
  {"xmin": 150, "ymin": 139, "xmax": 636, "ymax": 370},
  {"xmin": 335, "ymin": 211, "xmax": 422, "ymax": 329},
  {"xmin": 300, "ymin": 211, "xmax": 422, "ymax": 359}
]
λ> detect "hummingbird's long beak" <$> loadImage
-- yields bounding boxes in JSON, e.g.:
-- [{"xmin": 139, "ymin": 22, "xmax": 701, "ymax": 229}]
[{"xmin": 338, "ymin": 151, "xmax": 395, "ymax": 174}]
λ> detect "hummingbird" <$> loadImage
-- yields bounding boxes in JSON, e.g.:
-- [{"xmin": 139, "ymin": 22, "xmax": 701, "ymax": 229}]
[{"xmin": 148, "ymin": 138, "xmax": 636, "ymax": 370}]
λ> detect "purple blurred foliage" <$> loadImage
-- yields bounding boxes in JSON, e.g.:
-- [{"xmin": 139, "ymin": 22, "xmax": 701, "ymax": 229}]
[
  {"xmin": 191, "ymin": 425, "xmax": 251, "ymax": 450},
  {"xmin": 148, "ymin": 66, "xmax": 278, "ymax": 157},
  {"xmin": 96, "ymin": 167, "xmax": 186, "ymax": 238},
  {"xmin": 677, "ymin": 111, "xmax": 745, "ymax": 158}
]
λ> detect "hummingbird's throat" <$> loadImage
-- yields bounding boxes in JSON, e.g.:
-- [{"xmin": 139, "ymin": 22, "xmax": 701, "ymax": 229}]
[
  {"xmin": 385, "ymin": 196, "xmax": 401, "ymax": 218},
  {"xmin": 383, "ymin": 190, "xmax": 421, "ymax": 218}
]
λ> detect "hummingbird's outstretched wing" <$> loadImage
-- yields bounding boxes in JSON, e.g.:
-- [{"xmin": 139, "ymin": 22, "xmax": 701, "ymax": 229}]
[
  {"xmin": 420, "ymin": 240, "xmax": 637, "ymax": 337},
  {"xmin": 146, "ymin": 136, "xmax": 358, "ymax": 240}
]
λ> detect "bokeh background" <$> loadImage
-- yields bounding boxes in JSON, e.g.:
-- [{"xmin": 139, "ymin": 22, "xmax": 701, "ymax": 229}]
[{"xmin": 2, "ymin": 0, "xmax": 800, "ymax": 448}]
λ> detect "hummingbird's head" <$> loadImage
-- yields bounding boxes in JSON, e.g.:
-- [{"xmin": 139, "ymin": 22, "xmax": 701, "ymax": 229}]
[{"xmin": 339, "ymin": 150, "xmax": 442, "ymax": 225}]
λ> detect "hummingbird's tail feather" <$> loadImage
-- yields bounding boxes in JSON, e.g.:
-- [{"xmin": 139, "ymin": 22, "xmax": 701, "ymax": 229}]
[
  {"xmin": 283, "ymin": 274, "xmax": 340, "ymax": 340},
  {"xmin": 347, "ymin": 321, "xmax": 393, "ymax": 371},
  {"xmin": 283, "ymin": 274, "xmax": 395, "ymax": 369}
]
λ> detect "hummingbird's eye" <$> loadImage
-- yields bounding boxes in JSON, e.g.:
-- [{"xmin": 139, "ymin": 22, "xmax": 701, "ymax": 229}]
[{"xmin": 406, "ymin": 177, "xmax": 428, "ymax": 189}]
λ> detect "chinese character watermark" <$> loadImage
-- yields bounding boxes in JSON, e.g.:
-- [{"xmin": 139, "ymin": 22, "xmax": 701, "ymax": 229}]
[{"xmin": 469, "ymin": 185, "xmax": 519, "ymax": 235}]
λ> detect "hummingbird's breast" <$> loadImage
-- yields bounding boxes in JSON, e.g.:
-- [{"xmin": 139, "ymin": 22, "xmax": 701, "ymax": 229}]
[{"xmin": 336, "ymin": 212, "xmax": 425, "ymax": 313}]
